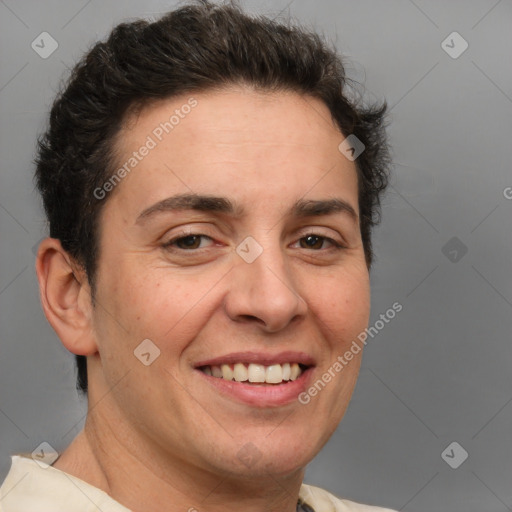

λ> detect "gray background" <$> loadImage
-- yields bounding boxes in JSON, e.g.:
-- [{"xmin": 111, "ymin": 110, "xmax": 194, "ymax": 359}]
[{"xmin": 0, "ymin": 1, "xmax": 511, "ymax": 510}]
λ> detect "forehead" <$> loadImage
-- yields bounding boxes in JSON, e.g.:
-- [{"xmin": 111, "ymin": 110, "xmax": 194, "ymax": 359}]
[
  {"xmin": 118, "ymin": 88, "xmax": 341, "ymax": 154},
  {"xmin": 108, "ymin": 87, "xmax": 358, "ymax": 214}
]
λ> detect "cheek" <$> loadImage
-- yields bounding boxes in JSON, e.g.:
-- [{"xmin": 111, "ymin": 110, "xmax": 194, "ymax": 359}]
[
  {"xmin": 306, "ymin": 265, "xmax": 370, "ymax": 345},
  {"xmin": 97, "ymin": 258, "xmax": 216, "ymax": 357},
  {"xmin": 100, "ymin": 256, "xmax": 172, "ymax": 322},
  {"xmin": 91, "ymin": 260, "xmax": 166, "ymax": 362}
]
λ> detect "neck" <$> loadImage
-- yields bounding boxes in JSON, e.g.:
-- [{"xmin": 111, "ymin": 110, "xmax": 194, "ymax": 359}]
[{"xmin": 54, "ymin": 407, "xmax": 304, "ymax": 512}]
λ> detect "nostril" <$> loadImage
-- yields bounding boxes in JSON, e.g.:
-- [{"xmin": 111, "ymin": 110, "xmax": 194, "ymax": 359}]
[{"xmin": 238, "ymin": 314, "xmax": 265, "ymax": 324}]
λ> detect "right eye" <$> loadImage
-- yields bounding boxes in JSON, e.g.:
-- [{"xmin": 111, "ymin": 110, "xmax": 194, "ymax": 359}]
[{"xmin": 162, "ymin": 234, "xmax": 214, "ymax": 251}]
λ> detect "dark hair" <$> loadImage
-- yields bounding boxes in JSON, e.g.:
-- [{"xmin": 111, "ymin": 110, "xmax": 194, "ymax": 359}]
[{"xmin": 35, "ymin": 0, "xmax": 391, "ymax": 394}]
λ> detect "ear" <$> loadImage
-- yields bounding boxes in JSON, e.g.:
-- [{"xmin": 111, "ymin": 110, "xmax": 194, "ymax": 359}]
[{"xmin": 35, "ymin": 237, "xmax": 98, "ymax": 356}]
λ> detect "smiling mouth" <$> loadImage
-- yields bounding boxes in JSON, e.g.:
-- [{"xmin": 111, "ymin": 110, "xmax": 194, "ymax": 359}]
[{"xmin": 198, "ymin": 362, "xmax": 309, "ymax": 385}]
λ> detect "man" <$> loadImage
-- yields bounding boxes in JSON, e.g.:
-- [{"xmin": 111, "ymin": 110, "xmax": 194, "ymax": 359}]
[{"xmin": 0, "ymin": 2, "xmax": 395, "ymax": 511}]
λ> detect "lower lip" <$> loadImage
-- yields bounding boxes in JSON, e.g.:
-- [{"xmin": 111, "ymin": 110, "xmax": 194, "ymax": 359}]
[{"xmin": 196, "ymin": 368, "xmax": 314, "ymax": 407}]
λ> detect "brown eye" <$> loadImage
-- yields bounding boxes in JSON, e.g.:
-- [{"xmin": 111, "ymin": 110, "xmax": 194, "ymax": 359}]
[
  {"xmin": 163, "ymin": 234, "xmax": 214, "ymax": 250},
  {"xmin": 300, "ymin": 235, "xmax": 326, "ymax": 250},
  {"xmin": 175, "ymin": 235, "xmax": 203, "ymax": 249}
]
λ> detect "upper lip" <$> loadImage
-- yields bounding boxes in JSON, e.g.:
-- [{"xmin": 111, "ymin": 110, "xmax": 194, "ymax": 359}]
[{"xmin": 194, "ymin": 351, "xmax": 316, "ymax": 368}]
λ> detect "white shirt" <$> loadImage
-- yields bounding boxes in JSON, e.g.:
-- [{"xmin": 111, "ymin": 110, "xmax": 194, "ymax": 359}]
[{"xmin": 0, "ymin": 456, "xmax": 396, "ymax": 512}]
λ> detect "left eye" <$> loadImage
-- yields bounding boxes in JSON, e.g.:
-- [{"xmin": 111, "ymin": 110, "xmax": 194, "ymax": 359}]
[{"xmin": 296, "ymin": 235, "xmax": 340, "ymax": 250}]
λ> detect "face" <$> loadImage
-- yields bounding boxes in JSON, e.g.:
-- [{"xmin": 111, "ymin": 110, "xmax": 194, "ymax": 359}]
[{"xmin": 88, "ymin": 87, "xmax": 370, "ymax": 478}]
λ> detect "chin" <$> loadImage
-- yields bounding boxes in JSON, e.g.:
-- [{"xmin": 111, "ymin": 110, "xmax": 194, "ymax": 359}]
[{"xmin": 228, "ymin": 431, "xmax": 319, "ymax": 477}]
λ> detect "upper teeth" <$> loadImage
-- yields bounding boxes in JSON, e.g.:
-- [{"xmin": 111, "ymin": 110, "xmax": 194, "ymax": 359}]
[{"xmin": 201, "ymin": 363, "xmax": 303, "ymax": 384}]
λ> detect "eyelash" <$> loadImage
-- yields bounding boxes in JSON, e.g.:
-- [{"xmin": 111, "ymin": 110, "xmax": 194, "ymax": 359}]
[{"xmin": 162, "ymin": 233, "xmax": 344, "ymax": 252}]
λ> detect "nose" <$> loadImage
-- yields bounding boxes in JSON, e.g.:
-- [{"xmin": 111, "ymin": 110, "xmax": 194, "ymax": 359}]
[{"xmin": 224, "ymin": 241, "xmax": 308, "ymax": 333}]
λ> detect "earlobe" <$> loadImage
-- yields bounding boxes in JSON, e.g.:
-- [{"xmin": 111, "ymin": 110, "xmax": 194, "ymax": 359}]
[{"xmin": 35, "ymin": 238, "xmax": 98, "ymax": 357}]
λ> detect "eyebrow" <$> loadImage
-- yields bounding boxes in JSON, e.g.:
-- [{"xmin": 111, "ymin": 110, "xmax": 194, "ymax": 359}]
[
  {"xmin": 292, "ymin": 198, "xmax": 358, "ymax": 222},
  {"xmin": 136, "ymin": 194, "xmax": 358, "ymax": 224}
]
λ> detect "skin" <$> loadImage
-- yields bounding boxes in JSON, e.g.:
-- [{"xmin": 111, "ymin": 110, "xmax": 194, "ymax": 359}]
[{"xmin": 36, "ymin": 86, "xmax": 370, "ymax": 512}]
